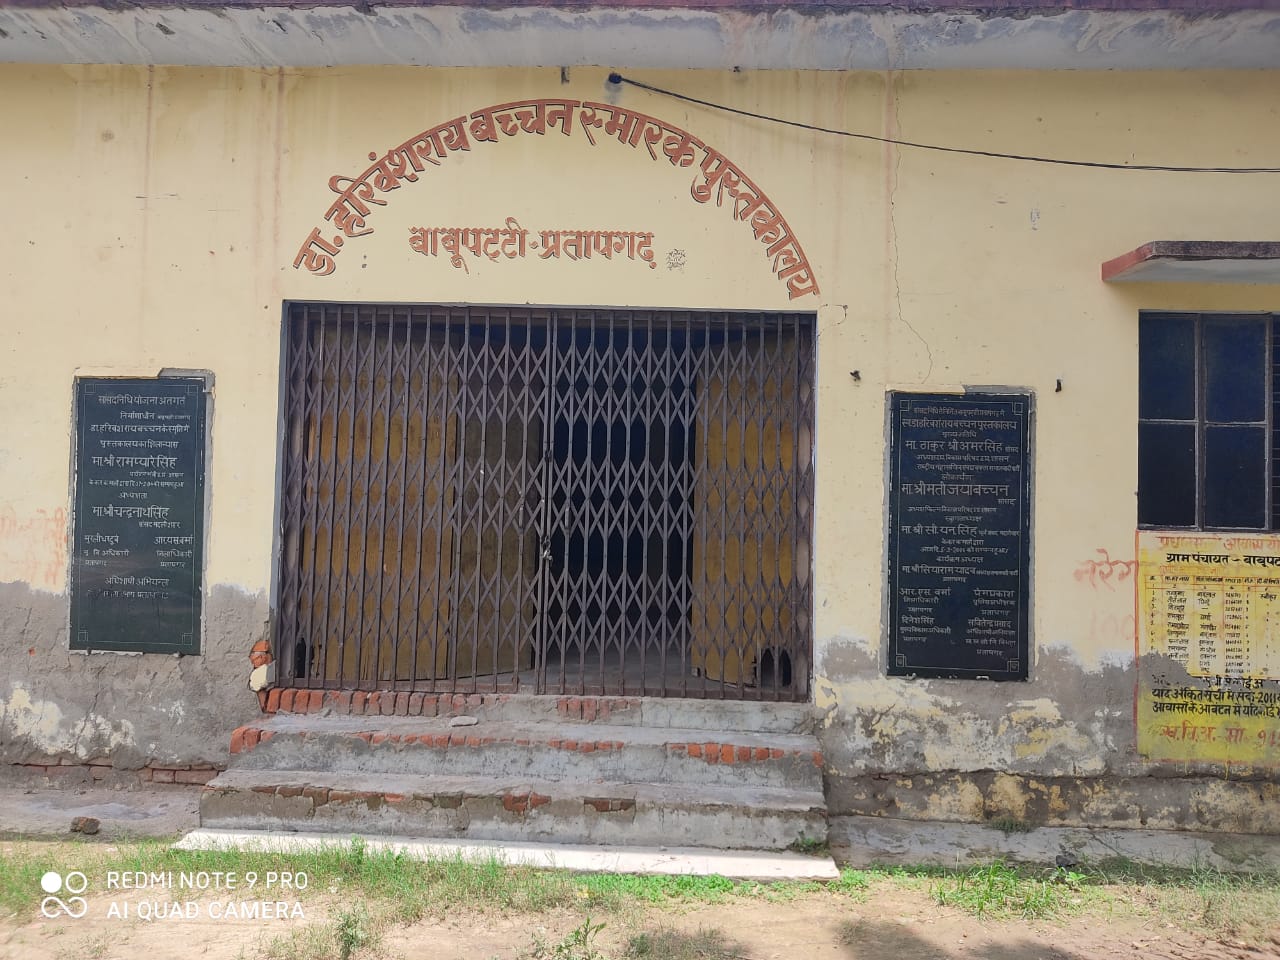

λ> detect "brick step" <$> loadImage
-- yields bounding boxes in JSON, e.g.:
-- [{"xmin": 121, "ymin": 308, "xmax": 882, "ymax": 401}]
[
  {"xmin": 200, "ymin": 769, "xmax": 827, "ymax": 851},
  {"xmin": 228, "ymin": 715, "xmax": 824, "ymax": 792},
  {"xmin": 263, "ymin": 690, "xmax": 816, "ymax": 735}
]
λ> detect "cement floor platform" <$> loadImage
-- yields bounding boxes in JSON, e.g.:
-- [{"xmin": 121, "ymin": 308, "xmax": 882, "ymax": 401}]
[
  {"xmin": 175, "ymin": 827, "xmax": 841, "ymax": 880},
  {"xmin": 0, "ymin": 783, "xmax": 201, "ymax": 838}
]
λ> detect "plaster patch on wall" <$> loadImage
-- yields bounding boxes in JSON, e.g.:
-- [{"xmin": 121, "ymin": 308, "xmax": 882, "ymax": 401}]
[
  {"xmin": 0, "ymin": 503, "xmax": 68, "ymax": 592},
  {"xmin": 815, "ymin": 645, "xmax": 1123, "ymax": 779},
  {"xmin": 0, "ymin": 684, "xmax": 136, "ymax": 760}
]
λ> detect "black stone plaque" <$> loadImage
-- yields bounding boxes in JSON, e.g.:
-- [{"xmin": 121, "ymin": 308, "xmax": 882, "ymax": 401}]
[
  {"xmin": 887, "ymin": 392, "xmax": 1031, "ymax": 680},
  {"xmin": 71, "ymin": 378, "xmax": 206, "ymax": 654}
]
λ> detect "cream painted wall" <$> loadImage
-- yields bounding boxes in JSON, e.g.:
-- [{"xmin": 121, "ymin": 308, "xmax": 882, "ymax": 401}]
[{"xmin": 3, "ymin": 64, "xmax": 1280, "ymax": 781}]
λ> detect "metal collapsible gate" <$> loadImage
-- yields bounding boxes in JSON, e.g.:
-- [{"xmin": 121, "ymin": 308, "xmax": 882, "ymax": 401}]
[{"xmin": 276, "ymin": 303, "xmax": 815, "ymax": 700}]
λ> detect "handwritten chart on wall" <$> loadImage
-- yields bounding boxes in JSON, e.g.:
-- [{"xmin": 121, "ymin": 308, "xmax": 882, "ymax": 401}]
[
  {"xmin": 887, "ymin": 392, "xmax": 1032, "ymax": 680},
  {"xmin": 71, "ymin": 378, "xmax": 206, "ymax": 655},
  {"xmin": 1137, "ymin": 531, "xmax": 1280, "ymax": 764}
]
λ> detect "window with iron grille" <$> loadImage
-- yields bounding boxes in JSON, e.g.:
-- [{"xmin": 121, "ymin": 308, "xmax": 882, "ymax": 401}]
[
  {"xmin": 276, "ymin": 303, "xmax": 815, "ymax": 700},
  {"xmin": 1138, "ymin": 311, "xmax": 1278, "ymax": 530}
]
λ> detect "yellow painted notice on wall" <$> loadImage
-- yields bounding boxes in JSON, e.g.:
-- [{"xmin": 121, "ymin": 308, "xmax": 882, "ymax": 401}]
[{"xmin": 1137, "ymin": 531, "xmax": 1280, "ymax": 765}]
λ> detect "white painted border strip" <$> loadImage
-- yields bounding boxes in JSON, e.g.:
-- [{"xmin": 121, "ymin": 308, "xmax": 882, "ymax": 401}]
[{"xmin": 175, "ymin": 828, "xmax": 840, "ymax": 881}]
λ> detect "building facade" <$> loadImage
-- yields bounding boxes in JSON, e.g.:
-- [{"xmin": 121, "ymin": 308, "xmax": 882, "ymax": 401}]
[{"xmin": 3, "ymin": 0, "xmax": 1280, "ymax": 835}]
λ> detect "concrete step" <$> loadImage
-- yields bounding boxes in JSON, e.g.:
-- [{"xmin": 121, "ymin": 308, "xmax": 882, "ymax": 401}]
[
  {"xmin": 228, "ymin": 715, "xmax": 824, "ymax": 792},
  {"xmin": 177, "ymin": 829, "xmax": 841, "ymax": 880},
  {"xmin": 200, "ymin": 769, "xmax": 827, "ymax": 851},
  {"xmin": 265, "ymin": 690, "xmax": 818, "ymax": 735}
]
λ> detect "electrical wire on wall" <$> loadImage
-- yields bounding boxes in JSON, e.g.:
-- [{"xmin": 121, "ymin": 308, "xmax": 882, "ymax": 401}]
[{"xmin": 606, "ymin": 72, "xmax": 1280, "ymax": 175}]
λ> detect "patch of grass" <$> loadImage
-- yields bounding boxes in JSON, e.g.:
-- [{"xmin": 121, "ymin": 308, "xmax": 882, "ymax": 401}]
[
  {"xmin": 334, "ymin": 903, "xmax": 376, "ymax": 960},
  {"xmin": 1089, "ymin": 859, "xmax": 1280, "ymax": 943},
  {"xmin": 0, "ymin": 839, "xmax": 584, "ymax": 923},
  {"xmin": 626, "ymin": 926, "xmax": 742, "ymax": 960},
  {"xmin": 985, "ymin": 816, "xmax": 1035, "ymax": 835},
  {"xmin": 526, "ymin": 918, "xmax": 607, "ymax": 960},
  {"xmin": 259, "ymin": 925, "xmax": 343, "ymax": 960},
  {"xmin": 574, "ymin": 873, "xmax": 740, "ymax": 906},
  {"xmin": 826, "ymin": 868, "xmax": 872, "ymax": 898},
  {"xmin": 929, "ymin": 861, "xmax": 1084, "ymax": 920},
  {"xmin": 787, "ymin": 834, "xmax": 829, "ymax": 856}
]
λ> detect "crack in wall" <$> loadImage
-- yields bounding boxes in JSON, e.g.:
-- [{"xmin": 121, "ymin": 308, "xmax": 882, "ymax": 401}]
[{"xmin": 885, "ymin": 72, "xmax": 934, "ymax": 383}]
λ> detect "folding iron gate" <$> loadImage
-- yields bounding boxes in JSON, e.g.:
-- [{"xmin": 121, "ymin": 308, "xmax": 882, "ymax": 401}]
[{"xmin": 276, "ymin": 303, "xmax": 814, "ymax": 700}]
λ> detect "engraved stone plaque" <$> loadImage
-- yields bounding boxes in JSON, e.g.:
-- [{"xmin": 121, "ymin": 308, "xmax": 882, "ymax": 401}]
[
  {"xmin": 887, "ymin": 392, "xmax": 1031, "ymax": 680},
  {"xmin": 71, "ymin": 378, "xmax": 206, "ymax": 654}
]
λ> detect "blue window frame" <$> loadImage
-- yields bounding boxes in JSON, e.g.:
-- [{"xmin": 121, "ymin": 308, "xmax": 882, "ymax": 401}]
[{"xmin": 1138, "ymin": 312, "xmax": 1274, "ymax": 530}]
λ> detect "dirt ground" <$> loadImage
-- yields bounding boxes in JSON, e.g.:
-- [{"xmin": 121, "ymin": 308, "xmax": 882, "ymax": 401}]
[{"xmin": 5, "ymin": 884, "xmax": 1280, "ymax": 960}]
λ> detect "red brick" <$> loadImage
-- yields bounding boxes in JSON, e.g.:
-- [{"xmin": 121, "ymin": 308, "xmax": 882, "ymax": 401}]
[
  {"xmin": 265, "ymin": 688, "xmax": 282, "ymax": 713},
  {"xmin": 754, "ymin": 747, "xmax": 770, "ymax": 761},
  {"xmin": 566, "ymin": 697, "xmax": 581, "ymax": 719},
  {"xmin": 451, "ymin": 694, "xmax": 467, "ymax": 712},
  {"xmin": 90, "ymin": 766, "xmax": 110, "ymax": 780},
  {"xmin": 308, "ymin": 691, "xmax": 325, "ymax": 713},
  {"xmin": 394, "ymin": 692, "xmax": 410, "ymax": 716},
  {"xmin": 364, "ymin": 692, "xmax": 381, "ymax": 714},
  {"xmin": 585, "ymin": 797, "xmax": 611, "ymax": 813},
  {"xmin": 279, "ymin": 689, "xmax": 297, "ymax": 713},
  {"xmin": 582, "ymin": 699, "xmax": 597, "ymax": 722},
  {"xmin": 352, "ymin": 692, "xmax": 369, "ymax": 714},
  {"xmin": 329, "ymin": 790, "xmax": 379, "ymax": 805},
  {"xmin": 516, "ymin": 738, "xmax": 531, "ymax": 746},
  {"xmin": 152, "ymin": 768, "xmax": 175, "ymax": 783},
  {"xmin": 370, "ymin": 733, "xmax": 389, "ymax": 745},
  {"xmin": 720, "ymin": 744, "xmax": 736, "ymax": 764},
  {"xmin": 251, "ymin": 784, "xmax": 276, "ymax": 794},
  {"xmin": 434, "ymin": 734, "xmax": 452, "ymax": 748},
  {"xmin": 770, "ymin": 748, "xmax": 785, "ymax": 759},
  {"xmin": 466, "ymin": 735, "xmax": 481, "ymax": 747},
  {"xmin": 138, "ymin": 767, "xmax": 153, "ymax": 781},
  {"xmin": 408, "ymin": 693, "xmax": 425, "ymax": 715},
  {"xmin": 257, "ymin": 690, "xmax": 270, "ymax": 711},
  {"xmin": 174, "ymin": 768, "xmax": 215, "ymax": 785},
  {"xmin": 229, "ymin": 727, "xmax": 248, "ymax": 754},
  {"xmin": 356, "ymin": 732, "xmax": 374, "ymax": 744},
  {"xmin": 704, "ymin": 743, "xmax": 720, "ymax": 765},
  {"xmin": 736, "ymin": 746, "xmax": 752, "ymax": 762},
  {"xmin": 421, "ymin": 694, "xmax": 439, "ymax": 717},
  {"xmin": 561, "ymin": 740, "xmax": 578, "ymax": 751},
  {"xmin": 687, "ymin": 742, "xmax": 703, "ymax": 758},
  {"xmin": 244, "ymin": 729, "xmax": 262, "ymax": 751},
  {"xmin": 812, "ymin": 751, "xmax": 824, "ymax": 768},
  {"xmin": 529, "ymin": 792, "xmax": 551, "ymax": 809},
  {"xmin": 259, "ymin": 731, "xmax": 275, "ymax": 744},
  {"xmin": 277, "ymin": 786, "xmax": 304, "ymax": 798},
  {"xmin": 502, "ymin": 793, "xmax": 529, "ymax": 813},
  {"xmin": 302, "ymin": 786, "xmax": 330, "ymax": 805},
  {"xmin": 466, "ymin": 694, "xmax": 484, "ymax": 709},
  {"xmin": 383, "ymin": 793, "xmax": 406, "ymax": 803},
  {"xmin": 332, "ymin": 691, "xmax": 353, "ymax": 715},
  {"xmin": 579, "ymin": 742, "xmax": 596, "ymax": 753},
  {"xmin": 380, "ymin": 693, "xmax": 396, "ymax": 716}
]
